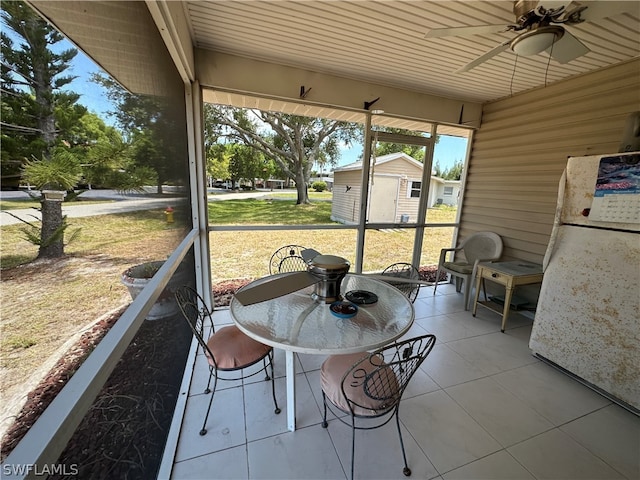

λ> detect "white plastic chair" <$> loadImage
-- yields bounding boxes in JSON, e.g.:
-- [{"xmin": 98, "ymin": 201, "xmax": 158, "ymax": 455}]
[{"xmin": 433, "ymin": 231, "xmax": 503, "ymax": 309}]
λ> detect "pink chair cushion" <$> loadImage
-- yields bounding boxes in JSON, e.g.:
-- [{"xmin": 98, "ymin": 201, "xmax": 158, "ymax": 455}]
[
  {"xmin": 206, "ymin": 325, "xmax": 271, "ymax": 369},
  {"xmin": 321, "ymin": 352, "xmax": 400, "ymax": 416}
]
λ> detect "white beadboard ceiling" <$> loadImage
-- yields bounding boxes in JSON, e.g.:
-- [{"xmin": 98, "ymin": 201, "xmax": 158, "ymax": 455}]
[{"xmin": 185, "ymin": 0, "xmax": 640, "ymax": 104}]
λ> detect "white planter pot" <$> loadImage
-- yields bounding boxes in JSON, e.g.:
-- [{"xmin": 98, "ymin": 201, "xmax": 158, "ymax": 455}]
[{"xmin": 121, "ymin": 261, "xmax": 189, "ymax": 320}]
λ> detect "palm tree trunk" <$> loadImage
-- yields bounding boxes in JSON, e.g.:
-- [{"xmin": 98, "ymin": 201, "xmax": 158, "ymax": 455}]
[{"xmin": 38, "ymin": 199, "xmax": 64, "ymax": 258}]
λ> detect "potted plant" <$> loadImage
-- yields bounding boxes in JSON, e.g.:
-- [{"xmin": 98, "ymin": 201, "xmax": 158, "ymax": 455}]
[{"xmin": 121, "ymin": 260, "xmax": 189, "ymax": 320}]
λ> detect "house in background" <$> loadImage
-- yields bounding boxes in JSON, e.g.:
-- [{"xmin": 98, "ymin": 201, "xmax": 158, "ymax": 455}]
[
  {"xmin": 439, "ymin": 179, "xmax": 461, "ymax": 206},
  {"xmin": 264, "ymin": 179, "xmax": 286, "ymax": 190},
  {"xmin": 331, "ymin": 152, "xmax": 460, "ymax": 224}
]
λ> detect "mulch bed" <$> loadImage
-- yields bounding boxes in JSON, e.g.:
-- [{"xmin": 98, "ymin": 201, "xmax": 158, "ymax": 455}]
[
  {"xmin": 418, "ymin": 265, "xmax": 447, "ymax": 283},
  {"xmin": 0, "ymin": 306, "xmax": 127, "ymax": 462},
  {"xmin": 0, "ymin": 311, "xmax": 193, "ymax": 478},
  {"xmin": 0, "ymin": 266, "xmax": 446, "ymax": 477},
  {"xmin": 211, "ymin": 278, "xmax": 254, "ymax": 307},
  {"xmin": 51, "ymin": 314, "xmax": 192, "ymax": 479}
]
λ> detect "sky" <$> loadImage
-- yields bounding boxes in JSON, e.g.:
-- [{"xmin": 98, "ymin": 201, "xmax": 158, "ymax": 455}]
[{"xmin": 62, "ymin": 49, "xmax": 115, "ymax": 122}]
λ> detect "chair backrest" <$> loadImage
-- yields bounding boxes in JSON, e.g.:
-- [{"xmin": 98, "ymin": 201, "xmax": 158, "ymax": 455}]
[
  {"xmin": 460, "ymin": 231, "xmax": 503, "ymax": 264},
  {"xmin": 341, "ymin": 334, "xmax": 436, "ymax": 416},
  {"xmin": 380, "ymin": 262, "xmax": 421, "ymax": 303},
  {"xmin": 269, "ymin": 244, "xmax": 309, "ymax": 274},
  {"xmin": 175, "ymin": 286, "xmax": 216, "ymax": 361}
]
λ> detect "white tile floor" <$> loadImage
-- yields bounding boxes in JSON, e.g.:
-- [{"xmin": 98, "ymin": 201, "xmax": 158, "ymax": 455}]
[{"xmin": 167, "ymin": 284, "xmax": 640, "ymax": 480}]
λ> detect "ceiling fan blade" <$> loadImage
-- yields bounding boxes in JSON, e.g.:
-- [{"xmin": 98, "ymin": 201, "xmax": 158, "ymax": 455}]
[
  {"xmin": 301, "ymin": 248, "xmax": 321, "ymax": 262},
  {"xmin": 425, "ymin": 24, "xmax": 511, "ymax": 38},
  {"xmin": 547, "ymin": 29, "xmax": 589, "ymax": 63},
  {"xmin": 456, "ymin": 41, "xmax": 511, "ymax": 73},
  {"xmin": 234, "ymin": 271, "xmax": 319, "ymax": 306}
]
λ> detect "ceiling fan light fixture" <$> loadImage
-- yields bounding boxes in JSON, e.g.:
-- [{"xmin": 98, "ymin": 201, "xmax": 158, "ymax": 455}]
[{"xmin": 511, "ymin": 26, "xmax": 564, "ymax": 56}]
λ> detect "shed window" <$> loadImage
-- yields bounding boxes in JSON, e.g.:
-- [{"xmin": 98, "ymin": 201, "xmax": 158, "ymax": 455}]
[
  {"xmin": 409, "ymin": 181, "xmax": 421, "ymax": 198},
  {"xmin": 444, "ymin": 186, "xmax": 454, "ymax": 196}
]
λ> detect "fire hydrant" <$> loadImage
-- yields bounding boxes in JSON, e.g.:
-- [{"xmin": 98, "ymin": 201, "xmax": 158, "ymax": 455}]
[{"xmin": 164, "ymin": 206, "xmax": 174, "ymax": 224}]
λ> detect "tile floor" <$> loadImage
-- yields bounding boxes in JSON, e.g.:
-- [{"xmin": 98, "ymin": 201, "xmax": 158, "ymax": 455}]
[{"xmin": 167, "ymin": 284, "xmax": 640, "ymax": 480}]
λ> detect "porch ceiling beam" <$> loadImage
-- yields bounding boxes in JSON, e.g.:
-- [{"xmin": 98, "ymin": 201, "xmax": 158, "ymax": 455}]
[
  {"xmin": 146, "ymin": 0, "xmax": 195, "ymax": 84},
  {"xmin": 196, "ymin": 50, "xmax": 483, "ymax": 129}
]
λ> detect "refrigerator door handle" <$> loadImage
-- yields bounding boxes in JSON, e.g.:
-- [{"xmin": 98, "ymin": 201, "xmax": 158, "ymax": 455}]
[{"xmin": 543, "ymin": 168, "xmax": 567, "ymax": 271}]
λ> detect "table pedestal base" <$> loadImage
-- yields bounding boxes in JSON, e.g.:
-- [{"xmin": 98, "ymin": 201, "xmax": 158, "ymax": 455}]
[{"xmin": 286, "ymin": 351, "xmax": 296, "ymax": 431}]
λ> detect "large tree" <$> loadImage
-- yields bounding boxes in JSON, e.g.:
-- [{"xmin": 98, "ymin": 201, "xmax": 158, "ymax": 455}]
[
  {"xmin": 205, "ymin": 105, "xmax": 361, "ymax": 204},
  {"xmin": 228, "ymin": 144, "xmax": 266, "ymax": 189},
  {"xmin": 92, "ymin": 73, "xmax": 184, "ymax": 194},
  {"xmin": 433, "ymin": 158, "xmax": 464, "ymax": 180},
  {"xmin": 1, "ymin": 0, "xmax": 80, "ymax": 258},
  {"xmin": 444, "ymin": 159, "xmax": 464, "ymax": 180}
]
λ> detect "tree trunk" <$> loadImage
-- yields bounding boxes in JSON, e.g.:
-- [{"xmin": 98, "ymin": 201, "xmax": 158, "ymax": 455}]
[
  {"xmin": 295, "ymin": 174, "xmax": 310, "ymax": 205},
  {"xmin": 38, "ymin": 199, "xmax": 64, "ymax": 258}
]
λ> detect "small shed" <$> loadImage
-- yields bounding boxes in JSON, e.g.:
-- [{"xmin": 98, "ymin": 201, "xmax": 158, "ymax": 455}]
[{"xmin": 331, "ymin": 152, "xmax": 460, "ymax": 224}]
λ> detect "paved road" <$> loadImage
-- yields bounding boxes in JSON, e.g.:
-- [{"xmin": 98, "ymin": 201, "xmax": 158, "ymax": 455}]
[{"xmin": 0, "ymin": 188, "xmax": 273, "ymax": 226}]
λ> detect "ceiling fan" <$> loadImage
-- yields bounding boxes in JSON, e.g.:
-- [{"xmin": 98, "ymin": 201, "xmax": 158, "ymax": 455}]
[
  {"xmin": 234, "ymin": 248, "xmax": 425, "ymax": 306},
  {"xmin": 425, "ymin": 1, "xmax": 632, "ymax": 72}
]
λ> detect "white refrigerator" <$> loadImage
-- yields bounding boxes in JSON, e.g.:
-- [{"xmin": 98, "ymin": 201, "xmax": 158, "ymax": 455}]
[{"xmin": 529, "ymin": 152, "xmax": 640, "ymax": 412}]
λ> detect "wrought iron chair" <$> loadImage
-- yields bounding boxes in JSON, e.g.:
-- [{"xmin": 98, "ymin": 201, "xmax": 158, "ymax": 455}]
[
  {"xmin": 320, "ymin": 334, "xmax": 437, "ymax": 480},
  {"xmin": 380, "ymin": 262, "xmax": 421, "ymax": 303},
  {"xmin": 175, "ymin": 286, "xmax": 280, "ymax": 435},
  {"xmin": 269, "ymin": 244, "xmax": 309, "ymax": 274},
  {"xmin": 433, "ymin": 231, "xmax": 503, "ymax": 310}
]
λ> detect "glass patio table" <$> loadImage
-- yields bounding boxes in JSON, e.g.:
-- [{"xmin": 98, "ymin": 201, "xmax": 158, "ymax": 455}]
[{"xmin": 229, "ymin": 273, "xmax": 415, "ymax": 431}]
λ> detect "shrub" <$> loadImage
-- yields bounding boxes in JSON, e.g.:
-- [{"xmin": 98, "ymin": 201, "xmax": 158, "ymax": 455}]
[{"xmin": 311, "ymin": 181, "xmax": 327, "ymax": 192}]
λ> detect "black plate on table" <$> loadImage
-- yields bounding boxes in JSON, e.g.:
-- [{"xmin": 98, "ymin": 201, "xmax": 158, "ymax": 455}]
[
  {"xmin": 329, "ymin": 301, "xmax": 358, "ymax": 319},
  {"xmin": 345, "ymin": 290, "xmax": 378, "ymax": 305}
]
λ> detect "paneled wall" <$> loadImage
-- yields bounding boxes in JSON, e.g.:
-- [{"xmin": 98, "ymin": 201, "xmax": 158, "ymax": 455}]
[{"xmin": 461, "ymin": 59, "xmax": 640, "ymax": 264}]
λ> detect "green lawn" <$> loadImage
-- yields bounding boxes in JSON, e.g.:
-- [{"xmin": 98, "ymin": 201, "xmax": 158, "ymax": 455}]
[
  {"xmin": 2, "ymin": 199, "xmax": 457, "ymax": 274},
  {"xmin": 208, "ymin": 198, "xmax": 336, "ymax": 224},
  {"xmin": 207, "ymin": 200, "xmax": 457, "ymax": 279}
]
